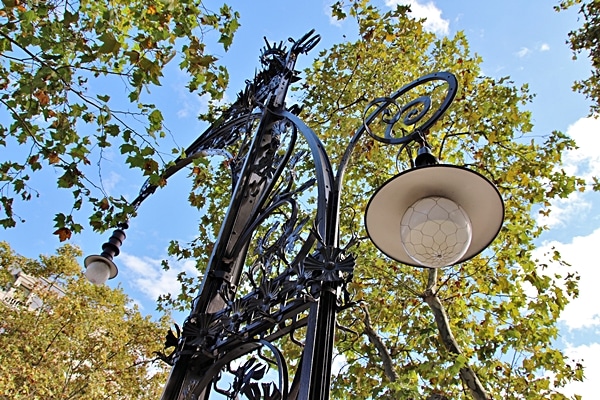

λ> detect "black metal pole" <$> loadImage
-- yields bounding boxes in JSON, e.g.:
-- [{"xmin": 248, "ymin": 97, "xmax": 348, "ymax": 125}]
[{"xmin": 298, "ymin": 285, "xmax": 338, "ymax": 400}]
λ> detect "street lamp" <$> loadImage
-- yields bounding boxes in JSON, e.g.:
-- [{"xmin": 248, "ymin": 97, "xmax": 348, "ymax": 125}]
[
  {"xmin": 365, "ymin": 163, "xmax": 504, "ymax": 268},
  {"xmin": 84, "ymin": 226, "xmax": 124, "ymax": 284},
  {"xmin": 86, "ymin": 30, "xmax": 503, "ymax": 400}
]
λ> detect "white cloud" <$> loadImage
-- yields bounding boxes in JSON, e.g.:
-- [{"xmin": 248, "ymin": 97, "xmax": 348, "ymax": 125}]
[
  {"xmin": 532, "ymin": 228, "xmax": 600, "ymax": 330},
  {"xmin": 516, "ymin": 47, "xmax": 531, "ymax": 58},
  {"xmin": 101, "ymin": 171, "xmax": 122, "ymax": 194},
  {"xmin": 515, "ymin": 43, "xmax": 548, "ymax": 59},
  {"xmin": 169, "ymin": 67, "xmax": 231, "ymax": 119},
  {"xmin": 385, "ymin": 0, "xmax": 449, "ymax": 35},
  {"xmin": 564, "ymin": 116, "xmax": 600, "ymax": 181},
  {"xmin": 175, "ymin": 91, "xmax": 211, "ymax": 119},
  {"xmin": 537, "ymin": 192, "xmax": 591, "ymax": 229},
  {"xmin": 119, "ymin": 252, "xmax": 200, "ymax": 301},
  {"xmin": 559, "ymin": 342, "xmax": 600, "ymax": 399},
  {"xmin": 536, "ymin": 116, "xmax": 600, "ymax": 228}
]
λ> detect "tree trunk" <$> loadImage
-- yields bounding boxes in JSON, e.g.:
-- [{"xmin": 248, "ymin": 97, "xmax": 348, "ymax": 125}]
[
  {"xmin": 361, "ymin": 304, "xmax": 399, "ymax": 383},
  {"xmin": 423, "ymin": 269, "xmax": 492, "ymax": 400}
]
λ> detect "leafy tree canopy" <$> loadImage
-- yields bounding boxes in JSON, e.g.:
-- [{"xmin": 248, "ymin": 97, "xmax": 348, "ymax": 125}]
[
  {"xmin": 0, "ymin": 241, "xmax": 171, "ymax": 399},
  {"xmin": 161, "ymin": 2, "xmax": 591, "ymax": 397},
  {"xmin": 292, "ymin": 1, "xmax": 589, "ymax": 398},
  {"xmin": 556, "ymin": 0, "xmax": 600, "ymax": 114},
  {"xmin": 0, "ymin": 0, "xmax": 239, "ymax": 237},
  {"xmin": 0, "ymin": 0, "xmax": 595, "ymax": 398}
]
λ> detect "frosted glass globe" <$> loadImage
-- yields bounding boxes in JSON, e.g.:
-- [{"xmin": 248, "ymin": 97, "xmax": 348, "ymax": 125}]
[
  {"xmin": 400, "ymin": 196, "xmax": 472, "ymax": 268},
  {"xmin": 84, "ymin": 260, "xmax": 111, "ymax": 285}
]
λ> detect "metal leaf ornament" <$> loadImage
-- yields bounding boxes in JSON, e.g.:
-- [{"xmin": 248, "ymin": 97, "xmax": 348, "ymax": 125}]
[
  {"xmin": 304, "ymin": 246, "xmax": 356, "ymax": 282},
  {"xmin": 182, "ymin": 313, "xmax": 217, "ymax": 349}
]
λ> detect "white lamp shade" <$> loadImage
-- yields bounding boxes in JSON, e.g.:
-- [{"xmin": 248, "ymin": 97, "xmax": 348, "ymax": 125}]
[
  {"xmin": 365, "ymin": 164, "xmax": 504, "ymax": 268},
  {"xmin": 84, "ymin": 255, "xmax": 118, "ymax": 285}
]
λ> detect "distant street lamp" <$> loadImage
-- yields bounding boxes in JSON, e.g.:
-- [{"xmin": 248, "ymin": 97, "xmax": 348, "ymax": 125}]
[
  {"xmin": 84, "ymin": 227, "xmax": 123, "ymax": 284},
  {"xmin": 86, "ymin": 30, "xmax": 503, "ymax": 400}
]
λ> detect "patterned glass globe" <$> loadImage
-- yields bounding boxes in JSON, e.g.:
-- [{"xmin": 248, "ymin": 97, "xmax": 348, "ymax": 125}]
[{"xmin": 400, "ymin": 196, "xmax": 472, "ymax": 268}]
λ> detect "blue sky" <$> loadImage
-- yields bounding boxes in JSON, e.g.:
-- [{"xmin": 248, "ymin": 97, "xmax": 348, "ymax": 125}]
[{"xmin": 2, "ymin": 0, "xmax": 599, "ymax": 398}]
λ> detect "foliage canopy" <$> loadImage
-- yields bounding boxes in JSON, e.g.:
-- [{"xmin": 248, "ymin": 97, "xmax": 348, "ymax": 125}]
[
  {"xmin": 164, "ymin": 2, "xmax": 589, "ymax": 399},
  {"xmin": 556, "ymin": 0, "xmax": 600, "ymax": 114},
  {"xmin": 297, "ymin": 2, "xmax": 587, "ymax": 398},
  {"xmin": 0, "ymin": 241, "xmax": 171, "ymax": 399},
  {"xmin": 0, "ymin": 0, "xmax": 239, "ymax": 236},
  {"xmin": 0, "ymin": 0, "xmax": 596, "ymax": 399}
]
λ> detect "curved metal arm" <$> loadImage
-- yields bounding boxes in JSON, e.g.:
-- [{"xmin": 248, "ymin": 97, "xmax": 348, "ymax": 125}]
[{"xmin": 335, "ymin": 71, "xmax": 458, "ymax": 192}]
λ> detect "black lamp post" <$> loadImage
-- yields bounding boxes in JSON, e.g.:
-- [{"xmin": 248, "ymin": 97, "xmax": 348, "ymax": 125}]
[{"xmin": 85, "ymin": 30, "xmax": 504, "ymax": 400}]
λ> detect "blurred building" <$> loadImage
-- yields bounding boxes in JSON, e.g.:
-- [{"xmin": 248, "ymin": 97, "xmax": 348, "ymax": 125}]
[{"xmin": 0, "ymin": 270, "xmax": 65, "ymax": 310}]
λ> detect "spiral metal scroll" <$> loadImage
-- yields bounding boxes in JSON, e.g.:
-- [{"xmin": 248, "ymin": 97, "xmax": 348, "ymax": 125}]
[{"xmin": 361, "ymin": 72, "xmax": 457, "ymax": 145}]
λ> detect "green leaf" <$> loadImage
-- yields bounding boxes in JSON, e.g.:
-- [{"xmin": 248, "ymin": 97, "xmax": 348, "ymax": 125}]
[{"xmin": 97, "ymin": 32, "xmax": 120, "ymax": 55}]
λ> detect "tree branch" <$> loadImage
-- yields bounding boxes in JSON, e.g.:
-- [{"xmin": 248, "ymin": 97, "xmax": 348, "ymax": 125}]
[
  {"xmin": 423, "ymin": 268, "xmax": 492, "ymax": 400},
  {"xmin": 360, "ymin": 304, "xmax": 399, "ymax": 383}
]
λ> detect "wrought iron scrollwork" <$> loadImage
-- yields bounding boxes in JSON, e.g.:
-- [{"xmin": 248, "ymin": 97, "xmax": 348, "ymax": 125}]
[
  {"xmin": 304, "ymin": 246, "xmax": 355, "ymax": 283},
  {"xmin": 101, "ymin": 29, "xmax": 461, "ymax": 400},
  {"xmin": 210, "ymin": 340, "xmax": 289, "ymax": 400},
  {"xmin": 361, "ymin": 72, "xmax": 457, "ymax": 145}
]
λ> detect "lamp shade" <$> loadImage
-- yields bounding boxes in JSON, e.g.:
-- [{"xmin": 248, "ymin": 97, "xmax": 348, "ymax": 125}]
[
  {"xmin": 365, "ymin": 164, "xmax": 504, "ymax": 268},
  {"xmin": 84, "ymin": 255, "xmax": 118, "ymax": 285}
]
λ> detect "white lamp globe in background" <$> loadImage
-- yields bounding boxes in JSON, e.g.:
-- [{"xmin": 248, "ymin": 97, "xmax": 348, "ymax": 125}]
[
  {"xmin": 84, "ymin": 255, "xmax": 118, "ymax": 285},
  {"xmin": 84, "ymin": 260, "xmax": 110, "ymax": 285},
  {"xmin": 83, "ymin": 227, "xmax": 124, "ymax": 285},
  {"xmin": 400, "ymin": 196, "xmax": 472, "ymax": 268}
]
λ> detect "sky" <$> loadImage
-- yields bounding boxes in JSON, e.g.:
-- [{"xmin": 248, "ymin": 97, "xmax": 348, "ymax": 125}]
[{"xmin": 1, "ymin": 0, "xmax": 599, "ymax": 398}]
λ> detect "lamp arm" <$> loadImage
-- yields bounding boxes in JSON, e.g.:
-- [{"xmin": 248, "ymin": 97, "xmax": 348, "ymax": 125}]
[
  {"xmin": 334, "ymin": 71, "xmax": 459, "ymax": 195},
  {"xmin": 272, "ymin": 109, "xmax": 336, "ymax": 243},
  {"xmin": 129, "ymin": 111, "xmax": 263, "ymax": 211}
]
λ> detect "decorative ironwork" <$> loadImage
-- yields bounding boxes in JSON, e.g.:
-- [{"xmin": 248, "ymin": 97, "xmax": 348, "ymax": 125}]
[
  {"xmin": 91, "ymin": 28, "xmax": 459, "ymax": 400},
  {"xmin": 304, "ymin": 246, "xmax": 355, "ymax": 283},
  {"xmin": 360, "ymin": 72, "xmax": 457, "ymax": 145}
]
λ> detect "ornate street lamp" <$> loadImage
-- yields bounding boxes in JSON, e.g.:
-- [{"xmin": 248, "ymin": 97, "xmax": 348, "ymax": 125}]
[
  {"xmin": 86, "ymin": 30, "xmax": 503, "ymax": 400},
  {"xmin": 365, "ymin": 164, "xmax": 504, "ymax": 268}
]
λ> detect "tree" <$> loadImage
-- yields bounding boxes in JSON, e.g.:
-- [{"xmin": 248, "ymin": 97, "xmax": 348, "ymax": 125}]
[
  {"xmin": 0, "ymin": 0, "xmax": 239, "ymax": 236},
  {"xmin": 556, "ymin": 0, "xmax": 600, "ymax": 114},
  {"xmin": 2, "ymin": 0, "xmax": 589, "ymax": 398},
  {"xmin": 294, "ymin": 2, "xmax": 587, "ymax": 398},
  {"xmin": 159, "ymin": 2, "xmax": 588, "ymax": 397},
  {"xmin": 0, "ymin": 241, "xmax": 171, "ymax": 399},
  {"xmin": 111, "ymin": 2, "xmax": 591, "ymax": 398}
]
